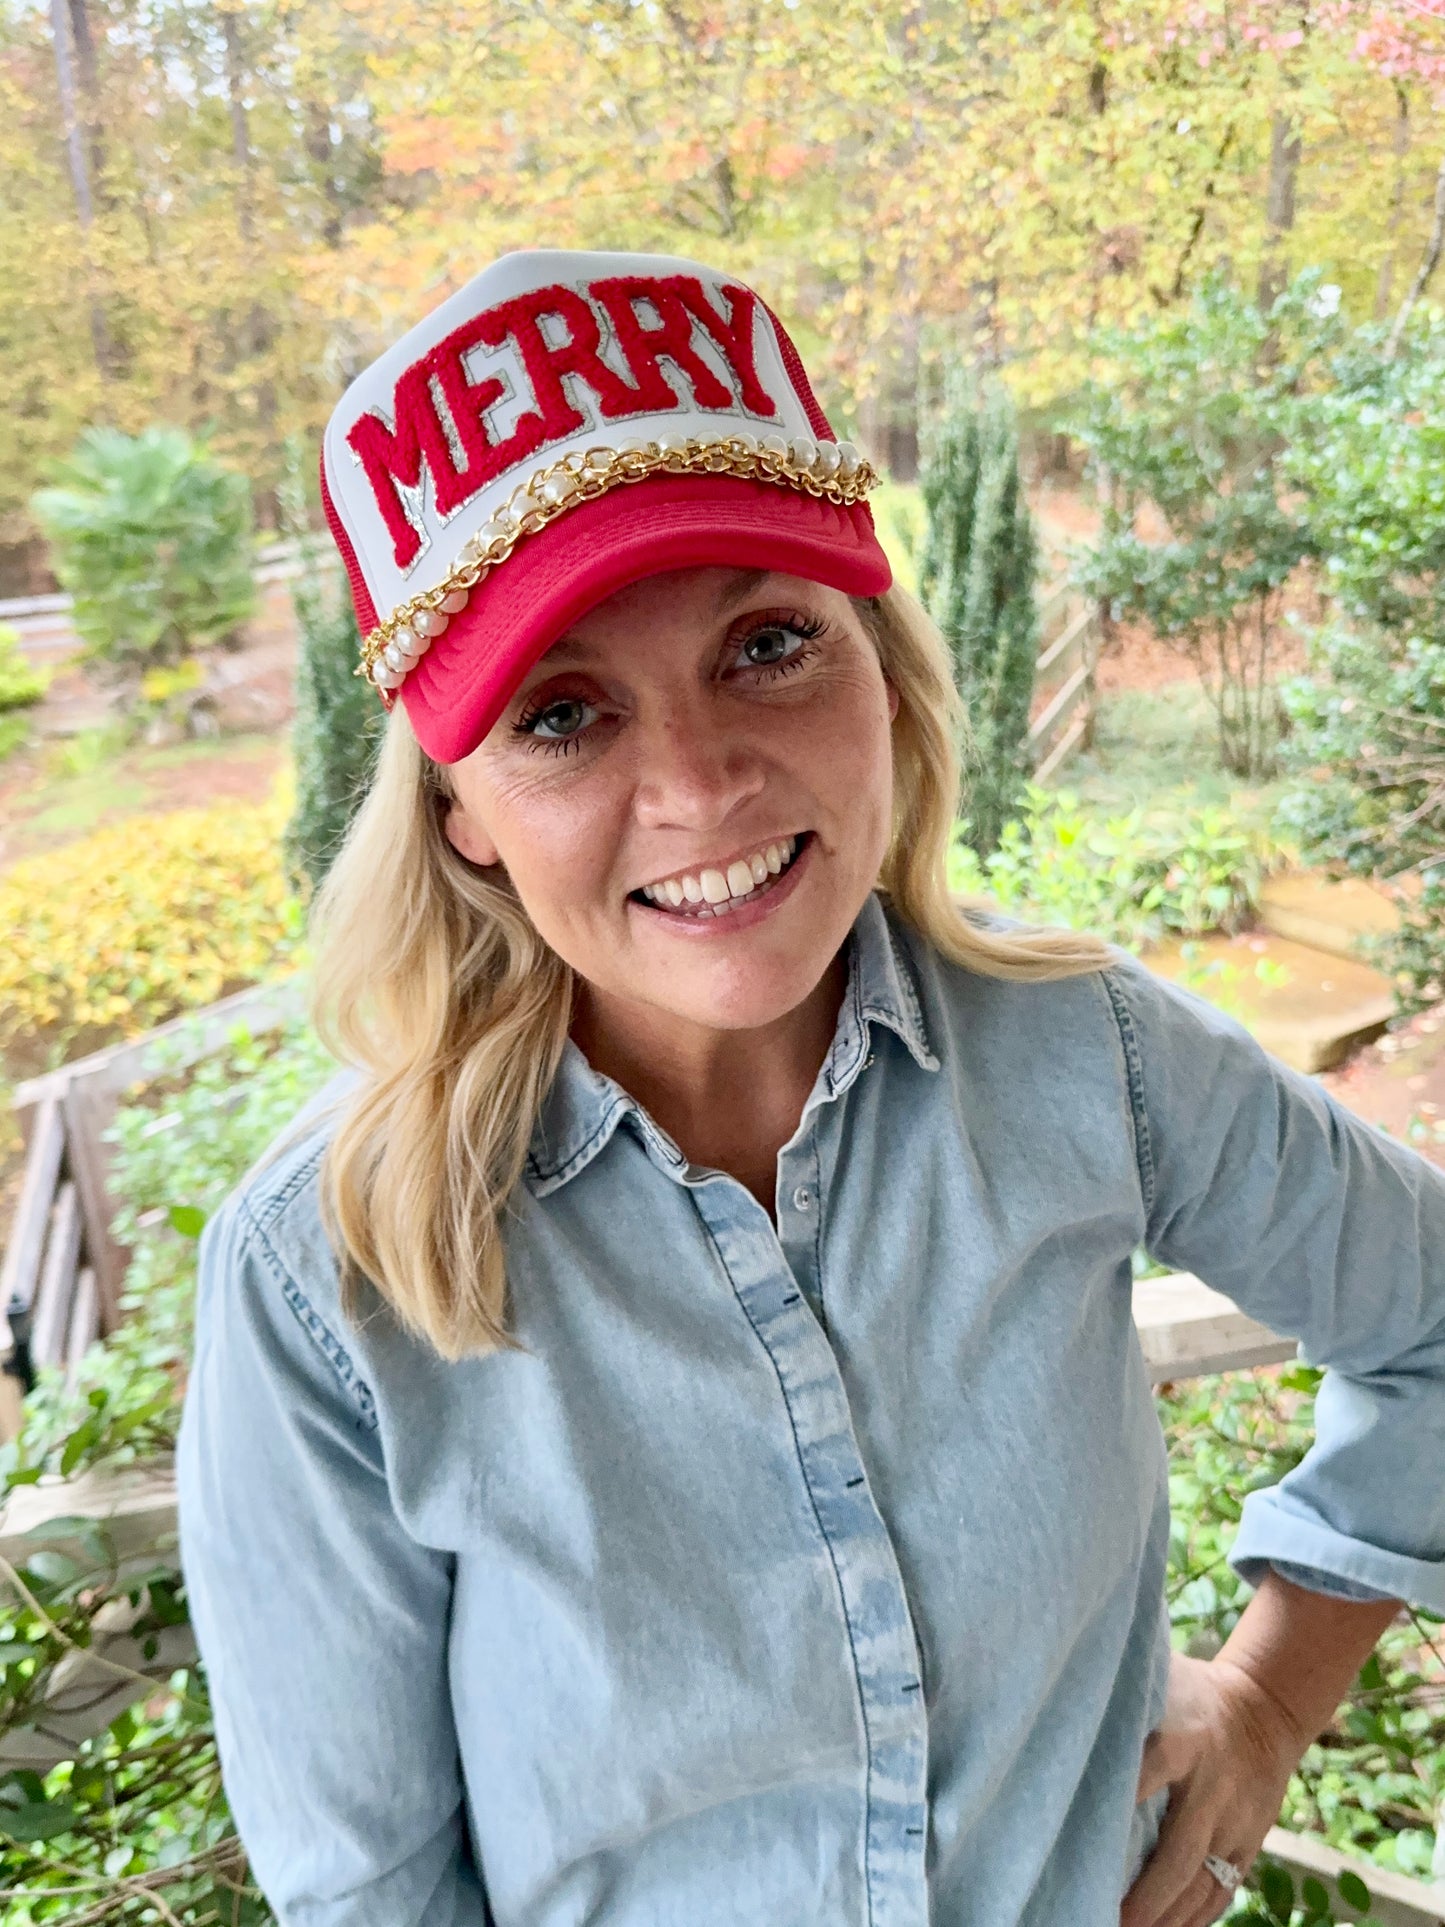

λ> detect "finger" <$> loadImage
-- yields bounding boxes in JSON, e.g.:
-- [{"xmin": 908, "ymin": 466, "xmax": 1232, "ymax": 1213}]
[
  {"xmin": 1135, "ymin": 1730, "xmax": 1176, "ymax": 1804},
  {"xmin": 1155, "ymin": 1868, "xmax": 1231, "ymax": 1927},
  {"xmin": 1120, "ymin": 1798, "xmax": 1214, "ymax": 1927}
]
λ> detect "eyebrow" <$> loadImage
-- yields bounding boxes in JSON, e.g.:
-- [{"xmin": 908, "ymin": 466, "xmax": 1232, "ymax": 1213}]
[{"xmin": 536, "ymin": 569, "xmax": 779, "ymax": 669}]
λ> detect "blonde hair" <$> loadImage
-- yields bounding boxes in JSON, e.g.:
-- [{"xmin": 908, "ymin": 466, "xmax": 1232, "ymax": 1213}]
[{"xmin": 309, "ymin": 584, "xmax": 1110, "ymax": 1360}]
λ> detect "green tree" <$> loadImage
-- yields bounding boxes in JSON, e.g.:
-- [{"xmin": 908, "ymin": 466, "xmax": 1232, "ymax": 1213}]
[
  {"xmin": 30, "ymin": 426, "xmax": 256, "ymax": 682},
  {"xmin": 1071, "ymin": 273, "xmax": 1341, "ymax": 778},
  {"xmin": 284, "ymin": 551, "xmax": 384, "ymax": 900},
  {"xmin": 917, "ymin": 369, "xmax": 1040, "ymax": 855}
]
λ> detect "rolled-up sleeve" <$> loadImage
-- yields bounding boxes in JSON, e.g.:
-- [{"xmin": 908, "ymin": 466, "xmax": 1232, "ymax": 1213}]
[
  {"xmin": 1106, "ymin": 957, "xmax": 1445, "ymax": 1612},
  {"xmin": 176, "ymin": 1186, "xmax": 491, "ymax": 1927}
]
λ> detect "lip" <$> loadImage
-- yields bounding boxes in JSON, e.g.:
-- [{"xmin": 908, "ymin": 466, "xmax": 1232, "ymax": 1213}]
[{"xmin": 628, "ymin": 832, "xmax": 815, "ymax": 935}]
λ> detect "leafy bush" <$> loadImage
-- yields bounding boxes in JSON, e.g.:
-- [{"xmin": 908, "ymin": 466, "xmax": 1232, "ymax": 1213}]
[
  {"xmin": 950, "ymin": 786, "xmax": 1276, "ymax": 948},
  {"xmin": 1164, "ymin": 1368, "xmax": 1445, "ymax": 1896},
  {"xmin": 1275, "ymin": 319, "xmax": 1445, "ymax": 1008},
  {"xmin": 30, "ymin": 427, "xmax": 256, "ymax": 680},
  {"xmin": 0, "ymin": 792, "xmax": 301, "ymax": 1060},
  {"xmin": 917, "ymin": 370, "xmax": 1039, "ymax": 854},
  {"xmin": 0, "ymin": 1015, "xmax": 335, "ymax": 1922},
  {"xmin": 1284, "ymin": 313, "xmax": 1445, "ymax": 645},
  {"xmin": 1070, "ymin": 273, "xmax": 1342, "ymax": 778},
  {"xmin": 0, "ymin": 626, "xmax": 48, "ymax": 712}
]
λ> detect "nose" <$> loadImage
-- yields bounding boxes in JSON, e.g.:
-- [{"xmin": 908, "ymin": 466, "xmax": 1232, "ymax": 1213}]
[{"xmin": 630, "ymin": 692, "xmax": 767, "ymax": 834}]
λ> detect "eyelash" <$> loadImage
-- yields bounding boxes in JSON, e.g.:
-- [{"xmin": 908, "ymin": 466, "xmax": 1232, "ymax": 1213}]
[{"xmin": 513, "ymin": 612, "xmax": 829, "ymax": 755}]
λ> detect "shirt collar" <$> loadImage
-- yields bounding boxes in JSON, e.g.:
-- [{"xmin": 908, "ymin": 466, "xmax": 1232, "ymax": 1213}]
[{"xmin": 526, "ymin": 890, "xmax": 939, "ymax": 1198}]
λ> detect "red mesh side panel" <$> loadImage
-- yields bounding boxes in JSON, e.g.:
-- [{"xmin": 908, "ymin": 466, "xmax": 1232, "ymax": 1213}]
[
  {"xmin": 761, "ymin": 301, "xmax": 835, "ymax": 442},
  {"xmin": 320, "ymin": 449, "xmax": 380, "ymax": 634}
]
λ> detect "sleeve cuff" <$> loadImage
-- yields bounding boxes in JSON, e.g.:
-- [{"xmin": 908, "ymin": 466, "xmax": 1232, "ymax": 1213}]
[
  {"xmin": 1229, "ymin": 1489, "xmax": 1434, "ymax": 1611},
  {"xmin": 1262, "ymin": 1561, "xmax": 1400, "ymax": 1605}
]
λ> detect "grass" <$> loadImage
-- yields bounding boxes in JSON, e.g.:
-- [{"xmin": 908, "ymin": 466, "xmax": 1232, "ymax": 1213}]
[
  {"xmin": 1057, "ymin": 683, "xmax": 1290, "ymax": 832},
  {"xmin": 1, "ymin": 728, "xmax": 286, "ymax": 854},
  {"xmin": 0, "ymin": 715, "xmax": 31, "ymax": 768}
]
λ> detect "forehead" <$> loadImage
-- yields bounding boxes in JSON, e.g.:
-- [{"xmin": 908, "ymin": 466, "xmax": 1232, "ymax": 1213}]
[{"xmin": 529, "ymin": 569, "xmax": 834, "ymax": 670}]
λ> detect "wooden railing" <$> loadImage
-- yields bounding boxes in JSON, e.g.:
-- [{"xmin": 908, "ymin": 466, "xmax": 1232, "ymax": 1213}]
[
  {"xmin": 1, "ymin": 978, "xmax": 310, "ymax": 1396},
  {"xmin": 1028, "ymin": 579, "xmax": 1104, "ymax": 783}
]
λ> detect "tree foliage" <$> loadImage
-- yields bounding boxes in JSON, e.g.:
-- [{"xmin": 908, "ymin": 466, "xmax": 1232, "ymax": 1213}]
[
  {"xmin": 1072, "ymin": 273, "xmax": 1343, "ymax": 777},
  {"xmin": 284, "ymin": 557, "xmax": 385, "ymax": 900},
  {"xmin": 918, "ymin": 371, "xmax": 1039, "ymax": 853},
  {"xmin": 5, "ymin": 2, "xmax": 1445, "ymax": 565}
]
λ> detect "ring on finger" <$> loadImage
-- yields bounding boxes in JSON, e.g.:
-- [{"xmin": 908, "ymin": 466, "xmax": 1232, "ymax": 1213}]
[{"xmin": 1202, "ymin": 1852, "xmax": 1243, "ymax": 1893}]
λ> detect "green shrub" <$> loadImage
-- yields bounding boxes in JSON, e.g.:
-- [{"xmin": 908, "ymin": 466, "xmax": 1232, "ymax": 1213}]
[
  {"xmin": 950, "ymin": 786, "xmax": 1275, "ymax": 949},
  {"xmin": 0, "ymin": 626, "xmax": 48, "ymax": 712},
  {"xmin": 918, "ymin": 369, "xmax": 1039, "ymax": 854},
  {"xmin": 1285, "ymin": 313, "xmax": 1445, "ymax": 645},
  {"xmin": 1070, "ymin": 272, "xmax": 1341, "ymax": 778},
  {"xmin": 284, "ymin": 558, "xmax": 384, "ymax": 899},
  {"xmin": 0, "ymin": 791, "xmax": 301, "ymax": 1059},
  {"xmin": 30, "ymin": 427, "xmax": 256, "ymax": 679},
  {"xmin": 1275, "ymin": 317, "xmax": 1445, "ymax": 1009},
  {"xmin": 1165, "ymin": 1366, "xmax": 1443, "ymax": 1901}
]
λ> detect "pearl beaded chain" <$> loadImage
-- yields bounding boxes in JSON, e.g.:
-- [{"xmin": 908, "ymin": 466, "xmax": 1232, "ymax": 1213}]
[{"xmin": 356, "ymin": 430, "xmax": 879, "ymax": 701}]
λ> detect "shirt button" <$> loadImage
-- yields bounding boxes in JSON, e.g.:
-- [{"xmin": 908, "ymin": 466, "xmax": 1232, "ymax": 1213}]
[{"xmin": 792, "ymin": 1185, "xmax": 812, "ymax": 1212}]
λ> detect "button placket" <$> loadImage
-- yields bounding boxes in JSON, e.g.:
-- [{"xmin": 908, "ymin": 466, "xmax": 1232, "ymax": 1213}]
[{"xmin": 692, "ymin": 1159, "xmax": 930, "ymax": 1925}]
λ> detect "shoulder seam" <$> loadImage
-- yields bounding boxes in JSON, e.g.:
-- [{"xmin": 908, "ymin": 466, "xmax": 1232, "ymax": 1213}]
[
  {"xmin": 1099, "ymin": 965, "xmax": 1157, "ymax": 1223},
  {"xmin": 236, "ymin": 1186, "xmax": 379, "ymax": 1434}
]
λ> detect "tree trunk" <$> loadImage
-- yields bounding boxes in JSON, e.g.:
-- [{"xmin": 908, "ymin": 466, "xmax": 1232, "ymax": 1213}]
[
  {"xmin": 48, "ymin": 0, "xmax": 113, "ymax": 382},
  {"xmin": 66, "ymin": 0, "xmax": 106, "ymax": 205},
  {"xmin": 1387, "ymin": 151, "xmax": 1445, "ymax": 358},
  {"xmin": 1376, "ymin": 82, "xmax": 1410, "ymax": 320},
  {"xmin": 1257, "ymin": 110, "xmax": 1301, "ymax": 313}
]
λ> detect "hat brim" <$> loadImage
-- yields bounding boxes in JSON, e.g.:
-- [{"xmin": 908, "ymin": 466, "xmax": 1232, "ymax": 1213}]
[{"xmin": 397, "ymin": 472, "xmax": 894, "ymax": 764}]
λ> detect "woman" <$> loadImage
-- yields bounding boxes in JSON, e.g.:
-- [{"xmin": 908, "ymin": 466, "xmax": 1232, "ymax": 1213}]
[{"xmin": 177, "ymin": 249, "xmax": 1445, "ymax": 1927}]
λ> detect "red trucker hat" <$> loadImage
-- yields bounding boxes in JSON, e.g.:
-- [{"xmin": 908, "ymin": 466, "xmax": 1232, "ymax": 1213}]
[{"xmin": 321, "ymin": 249, "xmax": 893, "ymax": 765}]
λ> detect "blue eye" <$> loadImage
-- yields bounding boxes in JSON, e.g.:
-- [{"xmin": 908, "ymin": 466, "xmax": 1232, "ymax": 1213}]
[
  {"xmin": 517, "ymin": 695, "xmax": 597, "ymax": 746},
  {"xmin": 736, "ymin": 615, "xmax": 825, "ymax": 673}
]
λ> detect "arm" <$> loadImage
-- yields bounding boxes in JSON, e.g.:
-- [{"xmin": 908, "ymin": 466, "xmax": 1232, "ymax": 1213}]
[
  {"xmin": 177, "ymin": 1182, "xmax": 492, "ymax": 1927},
  {"xmin": 1123, "ymin": 1572, "xmax": 1400, "ymax": 1927},
  {"xmin": 1107, "ymin": 956, "xmax": 1445, "ymax": 1610},
  {"xmin": 1104, "ymin": 960, "xmax": 1445, "ymax": 1925}
]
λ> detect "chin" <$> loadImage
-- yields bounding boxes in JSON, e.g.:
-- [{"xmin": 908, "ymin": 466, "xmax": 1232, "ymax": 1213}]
[{"xmin": 653, "ymin": 948, "xmax": 838, "ymax": 1034}]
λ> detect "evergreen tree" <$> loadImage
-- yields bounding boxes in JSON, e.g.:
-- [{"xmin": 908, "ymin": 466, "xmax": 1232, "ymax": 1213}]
[
  {"xmin": 917, "ymin": 369, "xmax": 1039, "ymax": 855},
  {"xmin": 283, "ymin": 545, "xmax": 386, "ymax": 900}
]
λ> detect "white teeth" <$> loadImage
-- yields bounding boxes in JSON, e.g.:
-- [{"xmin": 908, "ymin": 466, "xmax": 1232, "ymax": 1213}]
[{"xmin": 640, "ymin": 835, "xmax": 802, "ymax": 911}]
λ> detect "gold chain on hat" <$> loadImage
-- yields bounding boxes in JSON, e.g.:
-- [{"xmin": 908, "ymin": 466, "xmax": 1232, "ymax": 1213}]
[{"xmin": 357, "ymin": 431, "xmax": 880, "ymax": 697}]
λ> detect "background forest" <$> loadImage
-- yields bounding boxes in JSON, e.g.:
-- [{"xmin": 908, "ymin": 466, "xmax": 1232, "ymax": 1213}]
[{"xmin": 7, "ymin": 0, "xmax": 1445, "ymax": 581}]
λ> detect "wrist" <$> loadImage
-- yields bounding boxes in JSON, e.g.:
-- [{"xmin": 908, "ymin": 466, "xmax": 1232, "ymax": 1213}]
[{"xmin": 1215, "ymin": 1568, "xmax": 1399, "ymax": 1754}]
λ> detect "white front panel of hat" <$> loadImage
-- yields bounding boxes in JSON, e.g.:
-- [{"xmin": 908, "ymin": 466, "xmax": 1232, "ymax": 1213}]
[{"xmin": 324, "ymin": 250, "xmax": 818, "ymax": 624}]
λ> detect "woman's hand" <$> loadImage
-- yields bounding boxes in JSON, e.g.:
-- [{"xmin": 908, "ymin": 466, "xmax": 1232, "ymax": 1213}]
[{"xmin": 1120, "ymin": 1650, "xmax": 1305, "ymax": 1927}]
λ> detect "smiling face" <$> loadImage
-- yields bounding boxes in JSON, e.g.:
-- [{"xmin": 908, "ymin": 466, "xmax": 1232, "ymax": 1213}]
[{"xmin": 440, "ymin": 566, "xmax": 899, "ymax": 1045}]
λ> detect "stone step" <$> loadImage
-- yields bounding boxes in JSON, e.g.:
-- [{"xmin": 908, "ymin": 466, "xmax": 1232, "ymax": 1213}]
[
  {"xmin": 1144, "ymin": 930, "xmax": 1397, "ymax": 1074},
  {"xmin": 1257, "ymin": 870, "xmax": 1405, "ymax": 962}
]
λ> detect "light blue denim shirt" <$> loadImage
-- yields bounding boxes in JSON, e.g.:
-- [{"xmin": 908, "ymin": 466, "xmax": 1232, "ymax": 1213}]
[{"xmin": 176, "ymin": 893, "xmax": 1445, "ymax": 1927}]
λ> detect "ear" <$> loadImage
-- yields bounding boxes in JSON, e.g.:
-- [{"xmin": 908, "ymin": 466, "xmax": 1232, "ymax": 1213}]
[
  {"xmin": 885, "ymin": 677, "xmax": 901, "ymax": 723},
  {"xmin": 443, "ymin": 798, "xmax": 501, "ymax": 869}
]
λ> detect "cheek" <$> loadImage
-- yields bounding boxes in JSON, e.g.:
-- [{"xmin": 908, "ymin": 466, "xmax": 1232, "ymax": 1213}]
[{"xmin": 477, "ymin": 767, "xmax": 629, "ymax": 932}]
